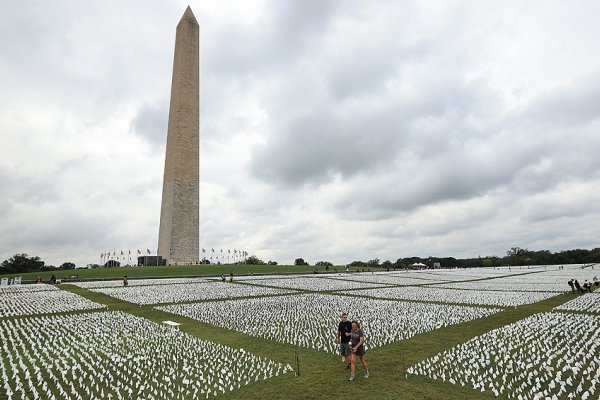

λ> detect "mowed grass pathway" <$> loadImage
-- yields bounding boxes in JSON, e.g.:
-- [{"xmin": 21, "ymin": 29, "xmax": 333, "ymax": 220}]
[{"xmin": 59, "ymin": 270, "xmax": 576, "ymax": 400}]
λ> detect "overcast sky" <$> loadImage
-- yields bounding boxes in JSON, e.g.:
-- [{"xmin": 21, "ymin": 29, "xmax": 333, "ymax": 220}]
[{"xmin": 1, "ymin": 0, "xmax": 599, "ymax": 267}]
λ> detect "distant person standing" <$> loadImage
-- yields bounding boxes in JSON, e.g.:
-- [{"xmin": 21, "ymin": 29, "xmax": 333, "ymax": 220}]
[
  {"xmin": 336, "ymin": 313, "xmax": 352, "ymax": 369},
  {"xmin": 123, "ymin": 275, "xmax": 128, "ymax": 287},
  {"xmin": 574, "ymin": 279, "xmax": 583, "ymax": 294},
  {"xmin": 568, "ymin": 279, "xmax": 575, "ymax": 293},
  {"xmin": 347, "ymin": 320, "xmax": 369, "ymax": 381}
]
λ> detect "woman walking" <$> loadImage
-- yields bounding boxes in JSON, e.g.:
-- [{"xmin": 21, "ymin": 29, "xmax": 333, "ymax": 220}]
[{"xmin": 347, "ymin": 320, "xmax": 369, "ymax": 381}]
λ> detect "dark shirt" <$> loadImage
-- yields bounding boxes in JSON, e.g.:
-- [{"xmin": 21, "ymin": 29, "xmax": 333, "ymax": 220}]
[
  {"xmin": 338, "ymin": 321, "xmax": 352, "ymax": 343},
  {"xmin": 350, "ymin": 329, "xmax": 365, "ymax": 350}
]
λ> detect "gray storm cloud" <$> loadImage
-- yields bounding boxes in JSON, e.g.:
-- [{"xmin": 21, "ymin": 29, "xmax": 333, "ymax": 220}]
[{"xmin": 1, "ymin": 0, "xmax": 600, "ymax": 266}]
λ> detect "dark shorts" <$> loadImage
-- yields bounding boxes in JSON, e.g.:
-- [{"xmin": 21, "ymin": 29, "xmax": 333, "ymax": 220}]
[
  {"xmin": 352, "ymin": 346, "xmax": 365, "ymax": 357},
  {"xmin": 340, "ymin": 342, "xmax": 352, "ymax": 357}
]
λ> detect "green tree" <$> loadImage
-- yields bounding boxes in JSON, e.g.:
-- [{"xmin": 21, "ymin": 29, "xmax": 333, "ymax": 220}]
[
  {"xmin": 315, "ymin": 261, "xmax": 333, "ymax": 267},
  {"xmin": 294, "ymin": 258, "xmax": 309, "ymax": 266},
  {"xmin": 60, "ymin": 262, "xmax": 76, "ymax": 270},
  {"xmin": 246, "ymin": 255, "xmax": 265, "ymax": 265},
  {"xmin": 348, "ymin": 260, "xmax": 366, "ymax": 268},
  {"xmin": 506, "ymin": 247, "xmax": 529, "ymax": 256},
  {"xmin": 0, "ymin": 253, "xmax": 45, "ymax": 274}
]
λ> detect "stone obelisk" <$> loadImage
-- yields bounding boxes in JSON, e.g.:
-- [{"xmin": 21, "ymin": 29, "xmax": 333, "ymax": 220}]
[{"xmin": 158, "ymin": 6, "xmax": 199, "ymax": 265}]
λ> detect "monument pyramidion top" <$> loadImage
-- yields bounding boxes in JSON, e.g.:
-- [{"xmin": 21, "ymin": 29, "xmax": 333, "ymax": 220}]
[{"xmin": 179, "ymin": 5, "xmax": 198, "ymax": 26}]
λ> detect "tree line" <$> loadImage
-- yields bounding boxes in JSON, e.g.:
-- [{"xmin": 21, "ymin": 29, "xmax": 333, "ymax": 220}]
[
  {"xmin": 2, "ymin": 247, "xmax": 599, "ymax": 275},
  {"xmin": 344, "ymin": 247, "xmax": 600, "ymax": 269},
  {"xmin": 0, "ymin": 253, "xmax": 76, "ymax": 274}
]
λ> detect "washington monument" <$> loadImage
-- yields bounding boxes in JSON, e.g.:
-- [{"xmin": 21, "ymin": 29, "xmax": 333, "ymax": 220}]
[{"xmin": 158, "ymin": 6, "xmax": 199, "ymax": 265}]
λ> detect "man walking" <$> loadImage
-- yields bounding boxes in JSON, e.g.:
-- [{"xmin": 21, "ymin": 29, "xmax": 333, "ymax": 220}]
[{"xmin": 336, "ymin": 313, "xmax": 352, "ymax": 369}]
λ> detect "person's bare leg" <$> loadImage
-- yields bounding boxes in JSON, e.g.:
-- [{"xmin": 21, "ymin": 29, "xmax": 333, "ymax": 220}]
[
  {"xmin": 349, "ymin": 354, "xmax": 356, "ymax": 381},
  {"xmin": 359, "ymin": 355, "xmax": 369, "ymax": 378}
]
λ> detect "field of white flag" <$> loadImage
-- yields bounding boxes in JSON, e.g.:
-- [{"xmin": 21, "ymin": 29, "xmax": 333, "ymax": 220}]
[
  {"xmin": 554, "ymin": 292, "xmax": 600, "ymax": 313},
  {"xmin": 87, "ymin": 281, "xmax": 295, "ymax": 305},
  {"xmin": 0, "ymin": 284, "xmax": 105, "ymax": 317},
  {"xmin": 0, "ymin": 311, "xmax": 292, "ymax": 400},
  {"xmin": 407, "ymin": 312, "xmax": 599, "ymax": 399},
  {"xmin": 157, "ymin": 293, "xmax": 499, "ymax": 353},
  {"xmin": 1, "ymin": 263, "xmax": 598, "ymax": 399}
]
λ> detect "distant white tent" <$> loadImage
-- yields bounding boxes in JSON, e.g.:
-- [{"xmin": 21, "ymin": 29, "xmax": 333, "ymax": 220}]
[{"xmin": 411, "ymin": 262, "xmax": 427, "ymax": 269}]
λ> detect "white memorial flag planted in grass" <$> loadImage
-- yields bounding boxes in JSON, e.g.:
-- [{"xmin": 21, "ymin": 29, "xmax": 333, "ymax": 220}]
[
  {"xmin": 0, "ymin": 311, "xmax": 292, "ymax": 399},
  {"xmin": 324, "ymin": 274, "xmax": 450, "ymax": 286},
  {"xmin": 158, "ymin": 294, "xmax": 500, "ymax": 354},
  {"xmin": 0, "ymin": 285, "xmax": 105, "ymax": 317},
  {"xmin": 71, "ymin": 277, "xmax": 209, "ymax": 289},
  {"xmin": 0, "ymin": 284, "xmax": 58, "ymax": 294},
  {"xmin": 554, "ymin": 292, "xmax": 600, "ymax": 313},
  {"xmin": 407, "ymin": 312, "xmax": 600, "ymax": 399},
  {"xmin": 245, "ymin": 276, "xmax": 389, "ymax": 291},
  {"xmin": 436, "ymin": 280, "xmax": 566, "ymax": 293},
  {"xmin": 90, "ymin": 281, "xmax": 295, "ymax": 305},
  {"xmin": 354, "ymin": 286, "xmax": 558, "ymax": 307}
]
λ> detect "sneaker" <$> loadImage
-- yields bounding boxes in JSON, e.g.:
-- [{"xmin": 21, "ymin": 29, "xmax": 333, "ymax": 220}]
[
  {"xmin": 364, "ymin": 371, "xmax": 369, "ymax": 378},
  {"xmin": 349, "ymin": 374, "xmax": 355, "ymax": 381},
  {"xmin": 341, "ymin": 357, "xmax": 345, "ymax": 363}
]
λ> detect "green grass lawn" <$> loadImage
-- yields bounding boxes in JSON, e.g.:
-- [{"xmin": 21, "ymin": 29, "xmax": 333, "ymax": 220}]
[
  {"xmin": 53, "ymin": 271, "xmax": 576, "ymax": 400},
  {"xmin": 2, "ymin": 264, "xmax": 360, "ymax": 282}
]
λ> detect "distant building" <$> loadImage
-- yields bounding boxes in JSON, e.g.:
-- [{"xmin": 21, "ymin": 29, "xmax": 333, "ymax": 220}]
[{"xmin": 138, "ymin": 256, "xmax": 167, "ymax": 267}]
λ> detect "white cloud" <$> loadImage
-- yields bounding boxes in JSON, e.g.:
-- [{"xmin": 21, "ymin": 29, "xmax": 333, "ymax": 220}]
[{"xmin": 1, "ymin": 0, "xmax": 600, "ymax": 267}]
